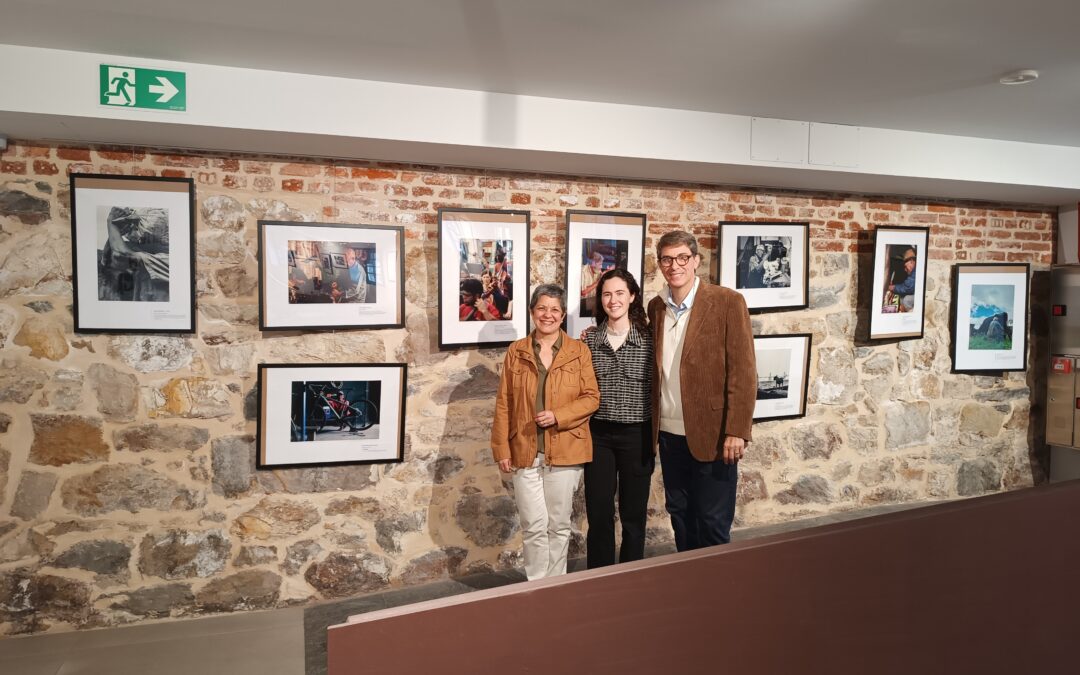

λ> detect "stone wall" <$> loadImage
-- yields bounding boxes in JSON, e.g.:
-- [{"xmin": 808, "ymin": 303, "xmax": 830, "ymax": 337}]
[{"xmin": 0, "ymin": 141, "xmax": 1055, "ymax": 636}]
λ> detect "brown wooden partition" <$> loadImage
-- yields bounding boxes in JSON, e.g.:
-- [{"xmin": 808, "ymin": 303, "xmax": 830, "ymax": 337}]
[{"xmin": 328, "ymin": 481, "xmax": 1080, "ymax": 675}]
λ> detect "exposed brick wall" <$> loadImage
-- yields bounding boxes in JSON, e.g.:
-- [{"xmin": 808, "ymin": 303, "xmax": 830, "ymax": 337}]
[{"xmin": 0, "ymin": 139, "xmax": 1055, "ymax": 636}]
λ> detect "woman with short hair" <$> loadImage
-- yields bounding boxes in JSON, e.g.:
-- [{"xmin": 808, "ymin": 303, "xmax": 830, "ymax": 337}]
[{"xmin": 491, "ymin": 284, "xmax": 600, "ymax": 580}]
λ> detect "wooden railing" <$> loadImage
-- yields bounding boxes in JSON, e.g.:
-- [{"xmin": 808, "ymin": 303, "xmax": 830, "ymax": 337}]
[{"xmin": 328, "ymin": 481, "xmax": 1080, "ymax": 674}]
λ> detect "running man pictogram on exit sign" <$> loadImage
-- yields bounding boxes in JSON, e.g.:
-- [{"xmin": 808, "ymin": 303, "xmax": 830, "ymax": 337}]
[{"xmin": 100, "ymin": 65, "xmax": 186, "ymax": 111}]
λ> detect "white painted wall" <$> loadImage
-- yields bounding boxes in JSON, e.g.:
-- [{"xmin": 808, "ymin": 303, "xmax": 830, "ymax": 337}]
[{"xmin": 3, "ymin": 44, "xmax": 1080, "ymax": 205}]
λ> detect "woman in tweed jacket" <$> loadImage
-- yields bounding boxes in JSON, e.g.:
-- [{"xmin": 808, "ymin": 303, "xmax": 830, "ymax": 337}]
[{"xmin": 581, "ymin": 268, "xmax": 654, "ymax": 568}]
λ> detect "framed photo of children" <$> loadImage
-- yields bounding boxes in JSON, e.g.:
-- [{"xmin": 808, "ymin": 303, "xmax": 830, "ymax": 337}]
[
  {"xmin": 258, "ymin": 221, "xmax": 404, "ymax": 330},
  {"xmin": 438, "ymin": 208, "xmax": 530, "ymax": 350},
  {"xmin": 717, "ymin": 221, "xmax": 809, "ymax": 311},
  {"xmin": 752, "ymin": 333, "xmax": 812, "ymax": 421},
  {"xmin": 257, "ymin": 363, "xmax": 407, "ymax": 469},
  {"xmin": 563, "ymin": 210, "xmax": 646, "ymax": 338},
  {"xmin": 950, "ymin": 264, "xmax": 1030, "ymax": 373},
  {"xmin": 70, "ymin": 174, "xmax": 196, "ymax": 333},
  {"xmin": 868, "ymin": 226, "xmax": 929, "ymax": 340}
]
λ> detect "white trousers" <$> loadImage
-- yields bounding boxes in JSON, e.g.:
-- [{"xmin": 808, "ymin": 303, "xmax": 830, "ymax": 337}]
[{"xmin": 511, "ymin": 455, "xmax": 583, "ymax": 580}]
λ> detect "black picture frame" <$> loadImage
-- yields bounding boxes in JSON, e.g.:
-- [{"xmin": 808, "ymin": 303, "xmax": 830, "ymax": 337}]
[
  {"xmin": 752, "ymin": 333, "xmax": 813, "ymax": 421},
  {"xmin": 867, "ymin": 226, "xmax": 930, "ymax": 341},
  {"xmin": 562, "ymin": 210, "xmax": 647, "ymax": 338},
  {"xmin": 256, "ymin": 362, "xmax": 407, "ymax": 469},
  {"xmin": 438, "ymin": 207, "xmax": 531, "ymax": 350},
  {"xmin": 949, "ymin": 263, "xmax": 1030, "ymax": 374},
  {"xmin": 70, "ymin": 173, "xmax": 196, "ymax": 333},
  {"xmin": 716, "ymin": 221, "xmax": 810, "ymax": 312},
  {"xmin": 257, "ymin": 221, "xmax": 405, "ymax": 331}
]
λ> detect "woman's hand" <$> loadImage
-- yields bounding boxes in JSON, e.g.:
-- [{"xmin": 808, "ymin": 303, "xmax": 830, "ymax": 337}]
[
  {"xmin": 579, "ymin": 326, "xmax": 596, "ymax": 341},
  {"xmin": 498, "ymin": 458, "xmax": 513, "ymax": 473},
  {"xmin": 534, "ymin": 410, "xmax": 557, "ymax": 428}
]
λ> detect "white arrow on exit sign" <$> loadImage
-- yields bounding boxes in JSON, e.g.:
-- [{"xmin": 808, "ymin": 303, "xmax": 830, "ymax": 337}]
[{"xmin": 148, "ymin": 76, "xmax": 180, "ymax": 103}]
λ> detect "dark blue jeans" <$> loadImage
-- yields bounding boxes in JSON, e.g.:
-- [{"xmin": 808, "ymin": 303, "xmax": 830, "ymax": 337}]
[{"xmin": 658, "ymin": 431, "xmax": 738, "ymax": 551}]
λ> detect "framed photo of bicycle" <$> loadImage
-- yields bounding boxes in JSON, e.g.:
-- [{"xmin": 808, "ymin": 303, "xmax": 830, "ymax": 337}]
[
  {"xmin": 868, "ymin": 226, "xmax": 929, "ymax": 340},
  {"xmin": 258, "ymin": 221, "xmax": 405, "ymax": 331},
  {"xmin": 70, "ymin": 174, "xmax": 196, "ymax": 333},
  {"xmin": 438, "ymin": 208, "xmax": 530, "ymax": 350},
  {"xmin": 716, "ymin": 221, "xmax": 809, "ymax": 312},
  {"xmin": 752, "ymin": 333, "xmax": 812, "ymax": 421},
  {"xmin": 949, "ymin": 263, "xmax": 1029, "ymax": 374},
  {"xmin": 563, "ymin": 210, "xmax": 646, "ymax": 338},
  {"xmin": 256, "ymin": 363, "xmax": 407, "ymax": 469}
]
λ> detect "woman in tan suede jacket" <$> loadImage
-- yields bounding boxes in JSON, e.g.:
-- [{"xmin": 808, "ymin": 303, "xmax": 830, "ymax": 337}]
[{"xmin": 491, "ymin": 284, "xmax": 599, "ymax": 580}]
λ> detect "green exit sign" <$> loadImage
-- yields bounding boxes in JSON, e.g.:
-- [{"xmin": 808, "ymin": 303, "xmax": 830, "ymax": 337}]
[{"xmin": 100, "ymin": 65, "xmax": 186, "ymax": 111}]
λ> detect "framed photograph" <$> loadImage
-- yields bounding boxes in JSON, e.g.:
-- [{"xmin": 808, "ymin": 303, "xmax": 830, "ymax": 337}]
[
  {"xmin": 563, "ymin": 210, "xmax": 646, "ymax": 338},
  {"xmin": 950, "ymin": 264, "xmax": 1030, "ymax": 373},
  {"xmin": 438, "ymin": 208, "xmax": 530, "ymax": 350},
  {"xmin": 257, "ymin": 363, "xmax": 406, "ymax": 468},
  {"xmin": 717, "ymin": 221, "xmax": 809, "ymax": 311},
  {"xmin": 70, "ymin": 174, "xmax": 195, "ymax": 333},
  {"xmin": 258, "ymin": 221, "xmax": 404, "ymax": 331},
  {"xmin": 868, "ymin": 226, "xmax": 929, "ymax": 340},
  {"xmin": 752, "ymin": 333, "xmax": 812, "ymax": 421}
]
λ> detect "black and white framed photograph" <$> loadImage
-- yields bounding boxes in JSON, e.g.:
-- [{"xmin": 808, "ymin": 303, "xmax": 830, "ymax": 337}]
[
  {"xmin": 752, "ymin": 333, "xmax": 812, "ymax": 421},
  {"xmin": 257, "ymin": 363, "xmax": 406, "ymax": 468},
  {"xmin": 438, "ymin": 208, "xmax": 530, "ymax": 350},
  {"xmin": 563, "ymin": 210, "xmax": 646, "ymax": 338},
  {"xmin": 717, "ymin": 221, "xmax": 809, "ymax": 311},
  {"xmin": 868, "ymin": 226, "xmax": 929, "ymax": 340},
  {"xmin": 950, "ymin": 264, "xmax": 1030, "ymax": 373},
  {"xmin": 70, "ymin": 174, "xmax": 195, "ymax": 333},
  {"xmin": 258, "ymin": 221, "xmax": 404, "ymax": 330}
]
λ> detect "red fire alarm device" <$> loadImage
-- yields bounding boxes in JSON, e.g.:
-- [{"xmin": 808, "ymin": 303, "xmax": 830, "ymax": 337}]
[
  {"xmin": 1052, "ymin": 305, "xmax": 1067, "ymax": 317},
  {"xmin": 1052, "ymin": 357, "xmax": 1073, "ymax": 374}
]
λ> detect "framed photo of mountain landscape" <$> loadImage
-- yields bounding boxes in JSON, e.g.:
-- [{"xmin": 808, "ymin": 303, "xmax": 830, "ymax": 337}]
[
  {"xmin": 950, "ymin": 264, "xmax": 1029, "ymax": 373},
  {"xmin": 258, "ymin": 221, "xmax": 404, "ymax": 330},
  {"xmin": 717, "ymin": 221, "xmax": 809, "ymax": 311},
  {"xmin": 563, "ymin": 210, "xmax": 646, "ymax": 338},
  {"xmin": 70, "ymin": 174, "xmax": 196, "ymax": 333},
  {"xmin": 868, "ymin": 226, "xmax": 929, "ymax": 340},
  {"xmin": 752, "ymin": 333, "xmax": 812, "ymax": 421},
  {"xmin": 438, "ymin": 208, "xmax": 530, "ymax": 350}
]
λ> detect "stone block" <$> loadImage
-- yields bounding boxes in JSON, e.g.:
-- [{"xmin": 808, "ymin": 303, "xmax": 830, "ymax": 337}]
[
  {"xmin": 454, "ymin": 492, "xmax": 519, "ymax": 547},
  {"xmin": 11, "ymin": 470, "xmax": 58, "ymax": 520},
  {"xmin": 304, "ymin": 552, "xmax": 391, "ymax": 598},
  {"xmin": 196, "ymin": 570, "xmax": 281, "ymax": 612},
  {"xmin": 883, "ymin": 401, "xmax": 931, "ymax": 449},
  {"xmin": 29, "ymin": 414, "xmax": 109, "ymax": 466},
  {"xmin": 114, "ymin": 423, "xmax": 210, "ymax": 453},
  {"xmin": 60, "ymin": 464, "xmax": 203, "ymax": 515},
  {"xmin": 87, "ymin": 363, "xmax": 139, "ymax": 422},
  {"xmin": 231, "ymin": 497, "xmax": 320, "ymax": 540},
  {"xmin": 51, "ymin": 540, "xmax": 131, "ymax": 578},
  {"xmin": 13, "ymin": 316, "xmax": 68, "ymax": 361},
  {"xmin": 138, "ymin": 529, "xmax": 230, "ymax": 580}
]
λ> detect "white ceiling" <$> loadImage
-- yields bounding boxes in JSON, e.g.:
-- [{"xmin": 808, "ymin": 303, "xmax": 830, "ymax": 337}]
[{"xmin": 3, "ymin": 0, "xmax": 1079, "ymax": 146}]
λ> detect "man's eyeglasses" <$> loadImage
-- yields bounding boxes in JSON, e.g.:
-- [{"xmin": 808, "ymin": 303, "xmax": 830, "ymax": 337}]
[{"xmin": 658, "ymin": 253, "xmax": 694, "ymax": 269}]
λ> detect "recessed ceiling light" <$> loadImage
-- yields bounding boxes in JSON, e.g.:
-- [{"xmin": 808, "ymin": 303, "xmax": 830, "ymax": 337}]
[{"xmin": 999, "ymin": 69, "xmax": 1039, "ymax": 85}]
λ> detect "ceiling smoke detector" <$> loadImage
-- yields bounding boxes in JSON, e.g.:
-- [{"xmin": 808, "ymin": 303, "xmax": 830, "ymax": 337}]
[{"xmin": 999, "ymin": 69, "xmax": 1039, "ymax": 85}]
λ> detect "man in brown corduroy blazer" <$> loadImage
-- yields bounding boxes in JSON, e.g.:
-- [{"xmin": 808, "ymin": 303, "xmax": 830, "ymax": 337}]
[{"xmin": 648, "ymin": 230, "xmax": 756, "ymax": 550}]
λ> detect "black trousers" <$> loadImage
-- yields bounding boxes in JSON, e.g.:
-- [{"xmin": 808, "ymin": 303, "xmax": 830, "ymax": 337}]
[
  {"xmin": 658, "ymin": 431, "xmax": 738, "ymax": 551},
  {"xmin": 584, "ymin": 419, "xmax": 654, "ymax": 568}
]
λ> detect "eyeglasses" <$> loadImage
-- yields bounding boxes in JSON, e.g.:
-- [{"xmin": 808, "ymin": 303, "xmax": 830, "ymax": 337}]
[{"xmin": 658, "ymin": 253, "xmax": 694, "ymax": 269}]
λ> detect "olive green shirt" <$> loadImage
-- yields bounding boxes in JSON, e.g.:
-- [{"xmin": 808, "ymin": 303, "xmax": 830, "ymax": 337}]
[{"xmin": 531, "ymin": 333, "xmax": 563, "ymax": 455}]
